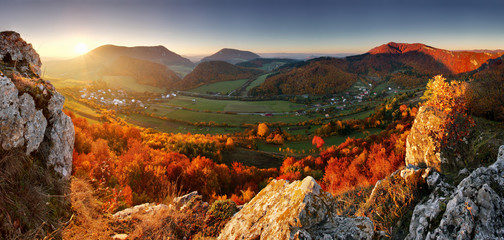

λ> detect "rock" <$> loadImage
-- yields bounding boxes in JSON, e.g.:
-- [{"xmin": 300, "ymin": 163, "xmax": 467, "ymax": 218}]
[
  {"xmin": 217, "ymin": 176, "xmax": 374, "ymax": 240},
  {"xmin": 39, "ymin": 94, "xmax": 75, "ymax": 178},
  {"xmin": 173, "ymin": 191, "xmax": 199, "ymax": 210},
  {"xmin": 0, "ymin": 31, "xmax": 42, "ymax": 76},
  {"xmin": 405, "ymin": 105, "xmax": 468, "ymax": 172},
  {"xmin": 112, "ymin": 203, "xmax": 170, "ymax": 220},
  {"xmin": 0, "ymin": 31, "xmax": 74, "ymax": 179},
  {"xmin": 19, "ymin": 94, "xmax": 47, "ymax": 154},
  {"xmin": 406, "ymin": 145, "xmax": 504, "ymax": 239},
  {"xmin": 0, "ymin": 76, "xmax": 24, "ymax": 150},
  {"xmin": 111, "ymin": 234, "xmax": 128, "ymax": 240}
]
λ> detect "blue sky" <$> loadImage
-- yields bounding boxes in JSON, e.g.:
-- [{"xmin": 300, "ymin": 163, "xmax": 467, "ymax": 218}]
[{"xmin": 1, "ymin": 0, "xmax": 503, "ymax": 58}]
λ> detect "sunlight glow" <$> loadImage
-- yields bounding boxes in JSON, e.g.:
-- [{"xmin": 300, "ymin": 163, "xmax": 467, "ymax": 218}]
[{"xmin": 74, "ymin": 43, "xmax": 89, "ymax": 55}]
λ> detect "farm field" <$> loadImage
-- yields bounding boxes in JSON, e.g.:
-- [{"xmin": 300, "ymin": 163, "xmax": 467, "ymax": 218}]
[
  {"xmin": 245, "ymin": 73, "xmax": 270, "ymax": 93},
  {"xmin": 188, "ymin": 78, "xmax": 248, "ymax": 94},
  {"xmin": 152, "ymin": 95, "xmax": 305, "ymax": 113}
]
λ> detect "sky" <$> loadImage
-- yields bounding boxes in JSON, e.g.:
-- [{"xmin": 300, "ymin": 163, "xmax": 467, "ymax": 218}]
[{"xmin": 1, "ymin": 0, "xmax": 503, "ymax": 59}]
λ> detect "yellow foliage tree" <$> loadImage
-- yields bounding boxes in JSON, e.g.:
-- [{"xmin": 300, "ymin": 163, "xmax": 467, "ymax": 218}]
[{"xmin": 257, "ymin": 123, "xmax": 269, "ymax": 137}]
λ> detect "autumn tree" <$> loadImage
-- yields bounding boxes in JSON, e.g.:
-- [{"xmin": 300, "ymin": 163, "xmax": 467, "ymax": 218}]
[
  {"xmin": 422, "ymin": 75, "xmax": 474, "ymax": 152},
  {"xmin": 312, "ymin": 136, "xmax": 325, "ymax": 149},
  {"xmin": 257, "ymin": 123, "xmax": 269, "ymax": 137}
]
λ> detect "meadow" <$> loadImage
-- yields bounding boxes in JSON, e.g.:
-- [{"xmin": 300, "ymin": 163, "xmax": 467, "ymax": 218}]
[{"xmin": 188, "ymin": 78, "xmax": 248, "ymax": 94}]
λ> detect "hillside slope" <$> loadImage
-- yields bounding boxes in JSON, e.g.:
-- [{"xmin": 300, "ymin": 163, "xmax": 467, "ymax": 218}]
[
  {"xmin": 201, "ymin": 48, "xmax": 260, "ymax": 64},
  {"xmin": 250, "ymin": 42, "xmax": 504, "ymax": 95},
  {"xmin": 102, "ymin": 56, "xmax": 181, "ymax": 89},
  {"xmin": 249, "ymin": 58, "xmax": 357, "ymax": 96},
  {"xmin": 176, "ymin": 61, "xmax": 263, "ymax": 90}
]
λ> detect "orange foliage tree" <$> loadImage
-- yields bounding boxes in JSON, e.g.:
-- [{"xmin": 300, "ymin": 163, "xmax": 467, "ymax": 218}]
[{"xmin": 422, "ymin": 75, "xmax": 474, "ymax": 151}]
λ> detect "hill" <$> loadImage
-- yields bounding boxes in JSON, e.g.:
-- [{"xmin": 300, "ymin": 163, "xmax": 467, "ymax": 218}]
[
  {"xmin": 102, "ymin": 56, "xmax": 181, "ymax": 89},
  {"xmin": 175, "ymin": 61, "xmax": 263, "ymax": 90},
  {"xmin": 87, "ymin": 44, "xmax": 194, "ymax": 67},
  {"xmin": 44, "ymin": 44, "xmax": 194, "ymax": 80},
  {"xmin": 200, "ymin": 48, "xmax": 260, "ymax": 64},
  {"xmin": 249, "ymin": 57, "xmax": 357, "ymax": 96}
]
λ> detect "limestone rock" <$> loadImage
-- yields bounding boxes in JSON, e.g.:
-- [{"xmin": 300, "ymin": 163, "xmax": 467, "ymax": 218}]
[
  {"xmin": 0, "ymin": 31, "xmax": 42, "ymax": 76},
  {"xmin": 405, "ymin": 106, "xmax": 468, "ymax": 172},
  {"xmin": 0, "ymin": 31, "xmax": 74, "ymax": 179},
  {"xmin": 112, "ymin": 203, "xmax": 170, "ymax": 220},
  {"xmin": 0, "ymin": 76, "xmax": 24, "ymax": 149},
  {"xmin": 19, "ymin": 93, "xmax": 47, "ymax": 154},
  {"xmin": 39, "ymin": 92, "xmax": 75, "ymax": 178},
  {"xmin": 217, "ymin": 176, "xmax": 374, "ymax": 240},
  {"xmin": 407, "ymin": 145, "xmax": 504, "ymax": 239}
]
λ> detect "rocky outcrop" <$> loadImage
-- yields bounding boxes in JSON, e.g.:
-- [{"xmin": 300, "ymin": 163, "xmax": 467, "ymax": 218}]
[
  {"xmin": 405, "ymin": 106, "xmax": 446, "ymax": 170},
  {"xmin": 217, "ymin": 176, "xmax": 374, "ymax": 240},
  {"xmin": 405, "ymin": 105, "xmax": 469, "ymax": 172},
  {"xmin": 406, "ymin": 145, "xmax": 504, "ymax": 239},
  {"xmin": 0, "ymin": 31, "xmax": 74, "ymax": 178},
  {"xmin": 0, "ymin": 31, "xmax": 41, "ymax": 77}
]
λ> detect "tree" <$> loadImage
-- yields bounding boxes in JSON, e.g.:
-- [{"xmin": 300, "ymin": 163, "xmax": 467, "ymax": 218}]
[
  {"xmin": 312, "ymin": 136, "xmax": 325, "ymax": 149},
  {"xmin": 422, "ymin": 75, "xmax": 474, "ymax": 151},
  {"xmin": 257, "ymin": 123, "xmax": 269, "ymax": 137}
]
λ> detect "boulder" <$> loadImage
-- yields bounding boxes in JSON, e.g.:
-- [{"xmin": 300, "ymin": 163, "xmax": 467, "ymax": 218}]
[
  {"xmin": 217, "ymin": 176, "xmax": 373, "ymax": 240},
  {"xmin": 406, "ymin": 145, "xmax": 504, "ymax": 239}
]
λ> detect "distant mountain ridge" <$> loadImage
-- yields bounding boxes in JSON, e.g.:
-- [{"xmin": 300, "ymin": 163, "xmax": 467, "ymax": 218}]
[
  {"xmin": 88, "ymin": 44, "xmax": 194, "ymax": 67},
  {"xmin": 201, "ymin": 48, "xmax": 260, "ymax": 64},
  {"xmin": 367, "ymin": 42, "xmax": 504, "ymax": 74},
  {"xmin": 250, "ymin": 42, "xmax": 504, "ymax": 96}
]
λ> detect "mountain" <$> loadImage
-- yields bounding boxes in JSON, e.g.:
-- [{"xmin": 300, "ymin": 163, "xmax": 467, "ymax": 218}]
[
  {"xmin": 200, "ymin": 48, "xmax": 260, "ymax": 64},
  {"xmin": 175, "ymin": 61, "xmax": 263, "ymax": 90},
  {"xmin": 102, "ymin": 56, "xmax": 181, "ymax": 89},
  {"xmin": 249, "ymin": 42, "xmax": 504, "ymax": 95},
  {"xmin": 44, "ymin": 44, "xmax": 194, "ymax": 80},
  {"xmin": 366, "ymin": 42, "xmax": 504, "ymax": 74},
  {"xmin": 87, "ymin": 44, "xmax": 194, "ymax": 67}
]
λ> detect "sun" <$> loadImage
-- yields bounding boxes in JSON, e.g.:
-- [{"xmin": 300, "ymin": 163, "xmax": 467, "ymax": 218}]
[{"xmin": 74, "ymin": 43, "xmax": 89, "ymax": 55}]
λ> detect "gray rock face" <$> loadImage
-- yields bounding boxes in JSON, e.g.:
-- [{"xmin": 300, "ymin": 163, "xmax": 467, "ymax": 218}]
[
  {"xmin": 0, "ymin": 31, "xmax": 42, "ymax": 76},
  {"xmin": 39, "ymin": 91, "xmax": 75, "ymax": 178},
  {"xmin": 407, "ymin": 145, "xmax": 504, "ymax": 240},
  {"xmin": 0, "ymin": 32, "xmax": 74, "ymax": 179},
  {"xmin": 217, "ymin": 176, "xmax": 374, "ymax": 240}
]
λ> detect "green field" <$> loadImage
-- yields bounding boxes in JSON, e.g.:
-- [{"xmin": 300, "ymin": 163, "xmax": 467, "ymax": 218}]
[
  {"xmin": 258, "ymin": 128, "xmax": 382, "ymax": 153},
  {"xmin": 102, "ymin": 76, "xmax": 165, "ymax": 93},
  {"xmin": 189, "ymin": 79, "xmax": 248, "ymax": 94},
  {"xmin": 120, "ymin": 113, "xmax": 243, "ymax": 134},
  {"xmin": 152, "ymin": 96, "xmax": 304, "ymax": 113},
  {"xmin": 167, "ymin": 65, "xmax": 194, "ymax": 78},
  {"xmin": 245, "ymin": 73, "xmax": 270, "ymax": 93},
  {"xmin": 154, "ymin": 109, "xmax": 310, "ymax": 125}
]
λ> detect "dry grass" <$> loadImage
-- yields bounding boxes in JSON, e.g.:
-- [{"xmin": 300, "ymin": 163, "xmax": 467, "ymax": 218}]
[
  {"xmin": 62, "ymin": 177, "xmax": 113, "ymax": 239},
  {"xmin": 0, "ymin": 148, "xmax": 70, "ymax": 239}
]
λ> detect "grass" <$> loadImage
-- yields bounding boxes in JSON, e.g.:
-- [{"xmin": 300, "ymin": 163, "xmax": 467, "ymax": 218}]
[
  {"xmin": 189, "ymin": 79, "xmax": 248, "ymax": 94},
  {"xmin": 153, "ymin": 96, "xmax": 304, "ymax": 113},
  {"xmin": 168, "ymin": 65, "xmax": 194, "ymax": 78},
  {"xmin": 245, "ymin": 73, "xmax": 270, "ymax": 93},
  {"xmin": 338, "ymin": 109, "xmax": 374, "ymax": 120},
  {"xmin": 257, "ymin": 128, "xmax": 382, "ymax": 153},
  {"xmin": 102, "ymin": 76, "xmax": 166, "ymax": 93},
  {"xmin": 44, "ymin": 76, "xmax": 89, "ymax": 89},
  {"xmin": 120, "ymin": 114, "xmax": 243, "ymax": 134}
]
